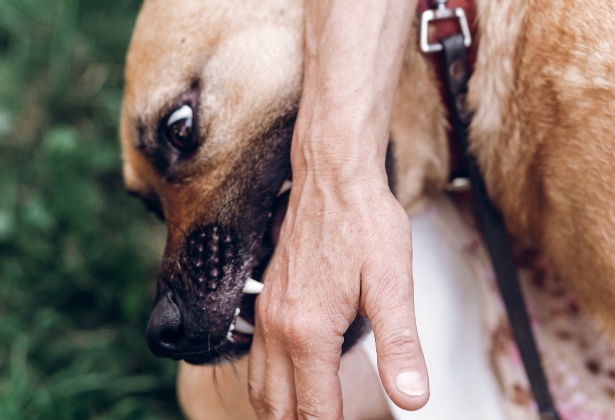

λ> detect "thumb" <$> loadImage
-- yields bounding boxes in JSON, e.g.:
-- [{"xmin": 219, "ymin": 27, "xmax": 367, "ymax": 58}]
[{"xmin": 363, "ymin": 267, "xmax": 430, "ymax": 411}]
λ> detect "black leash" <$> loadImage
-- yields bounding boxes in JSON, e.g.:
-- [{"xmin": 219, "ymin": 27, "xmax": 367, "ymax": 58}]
[{"xmin": 440, "ymin": 33, "xmax": 561, "ymax": 420}]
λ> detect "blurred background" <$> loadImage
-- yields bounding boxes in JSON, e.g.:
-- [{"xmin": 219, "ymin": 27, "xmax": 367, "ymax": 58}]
[{"xmin": 0, "ymin": 0, "xmax": 182, "ymax": 418}]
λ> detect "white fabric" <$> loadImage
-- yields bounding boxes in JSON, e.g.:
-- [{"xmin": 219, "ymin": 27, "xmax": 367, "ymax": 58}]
[{"xmin": 360, "ymin": 196, "xmax": 506, "ymax": 420}]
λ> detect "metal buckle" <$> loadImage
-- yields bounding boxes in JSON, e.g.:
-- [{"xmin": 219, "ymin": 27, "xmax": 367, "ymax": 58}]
[
  {"xmin": 420, "ymin": 2, "xmax": 472, "ymax": 54},
  {"xmin": 444, "ymin": 177, "xmax": 471, "ymax": 193}
]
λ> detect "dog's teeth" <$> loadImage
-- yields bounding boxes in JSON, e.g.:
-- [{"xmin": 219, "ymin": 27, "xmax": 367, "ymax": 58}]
[
  {"xmin": 228, "ymin": 322, "xmax": 235, "ymax": 333},
  {"xmin": 234, "ymin": 307, "xmax": 240, "ymax": 316},
  {"xmin": 243, "ymin": 277, "xmax": 264, "ymax": 294},
  {"xmin": 234, "ymin": 316, "xmax": 255, "ymax": 335},
  {"xmin": 167, "ymin": 104, "xmax": 193, "ymax": 126},
  {"xmin": 226, "ymin": 331, "xmax": 235, "ymax": 343},
  {"xmin": 277, "ymin": 180, "xmax": 292, "ymax": 197}
]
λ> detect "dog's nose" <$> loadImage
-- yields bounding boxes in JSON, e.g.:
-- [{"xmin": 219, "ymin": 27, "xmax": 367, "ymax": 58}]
[{"xmin": 146, "ymin": 291, "xmax": 185, "ymax": 357}]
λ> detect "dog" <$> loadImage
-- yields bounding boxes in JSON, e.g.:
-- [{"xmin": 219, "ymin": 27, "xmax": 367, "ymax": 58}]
[{"xmin": 120, "ymin": 0, "xmax": 615, "ymax": 418}]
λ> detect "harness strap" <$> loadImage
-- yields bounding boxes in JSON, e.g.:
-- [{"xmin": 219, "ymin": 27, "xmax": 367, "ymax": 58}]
[{"xmin": 440, "ymin": 33, "xmax": 561, "ymax": 420}]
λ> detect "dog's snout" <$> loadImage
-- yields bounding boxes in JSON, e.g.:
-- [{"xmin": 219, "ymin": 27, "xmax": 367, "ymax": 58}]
[{"xmin": 146, "ymin": 291, "xmax": 184, "ymax": 358}]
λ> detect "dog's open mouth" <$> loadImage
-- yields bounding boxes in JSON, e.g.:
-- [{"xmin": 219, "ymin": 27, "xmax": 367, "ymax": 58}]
[
  {"xmin": 150, "ymin": 170, "xmax": 365, "ymax": 365},
  {"xmin": 224, "ymin": 179, "xmax": 292, "ymax": 348}
]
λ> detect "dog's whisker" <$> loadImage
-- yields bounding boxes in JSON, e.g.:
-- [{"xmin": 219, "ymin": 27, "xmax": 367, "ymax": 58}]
[
  {"xmin": 165, "ymin": 217, "xmax": 189, "ymax": 239},
  {"xmin": 218, "ymin": 196, "xmax": 246, "ymax": 227}
]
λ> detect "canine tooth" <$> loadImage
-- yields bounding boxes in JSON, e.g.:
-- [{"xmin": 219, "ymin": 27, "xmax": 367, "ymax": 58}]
[
  {"xmin": 277, "ymin": 180, "xmax": 292, "ymax": 197},
  {"xmin": 167, "ymin": 104, "xmax": 193, "ymax": 126},
  {"xmin": 235, "ymin": 307, "xmax": 240, "ymax": 316},
  {"xmin": 234, "ymin": 316, "xmax": 255, "ymax": 335},
  {"xmin": 228, "ymin": 322, "xmax": 235, "ymax": 332},
  {"xmin": 243, "ymin": 277, "xmax": 264, "ymax": 294},
  {"xmin": 227, "ymin": 331, "xmax": 235, "ymax": 343}
]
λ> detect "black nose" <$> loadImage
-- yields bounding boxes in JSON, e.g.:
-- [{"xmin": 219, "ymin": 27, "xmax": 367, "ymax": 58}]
[{"xmin": 146, "ymin": 291, "xmax": 185, "ymax": 358}]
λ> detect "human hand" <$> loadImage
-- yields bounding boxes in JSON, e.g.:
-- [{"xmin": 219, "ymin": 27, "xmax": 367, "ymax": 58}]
[{"xmin": 248, "ymin": 166, "xmax": 429, "ymax": 418}]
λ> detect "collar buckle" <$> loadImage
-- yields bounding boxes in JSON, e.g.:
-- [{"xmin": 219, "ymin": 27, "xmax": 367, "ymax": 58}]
[{"xmin": 420, "ymin": 0, "xmax": 472, "ymax": 54}]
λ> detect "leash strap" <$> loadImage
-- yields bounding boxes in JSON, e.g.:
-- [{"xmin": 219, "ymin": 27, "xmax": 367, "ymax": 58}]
[{"xmin": 440, "ymin": 33, "xmax": 561, "ymax": 420}]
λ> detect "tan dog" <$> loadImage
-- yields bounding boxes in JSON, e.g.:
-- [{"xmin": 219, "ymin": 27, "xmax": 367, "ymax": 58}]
[{"xmin": 121, "ymin": 0, "xmax": 615, "ymax": 418}]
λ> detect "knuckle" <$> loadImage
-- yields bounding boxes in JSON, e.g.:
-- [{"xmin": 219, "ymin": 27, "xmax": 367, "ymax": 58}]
[
  {"xmin": 282, "ymin": 315, "xmax": 321, "ymax": 349},
  {"xmin": 377, "ymin": 327, "xmax": 421, "ymax": 359}
]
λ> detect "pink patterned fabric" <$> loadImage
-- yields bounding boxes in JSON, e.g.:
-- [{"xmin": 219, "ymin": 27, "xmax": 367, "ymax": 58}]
[{"xmin": 460, "ymin": 206, "xmax": 615, "ymax": 419}]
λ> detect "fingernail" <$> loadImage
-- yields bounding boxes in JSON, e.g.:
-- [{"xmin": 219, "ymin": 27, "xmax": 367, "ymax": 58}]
[{"xmin": 395, "ymin": 371, "xmax": 427, "ymax": 397}]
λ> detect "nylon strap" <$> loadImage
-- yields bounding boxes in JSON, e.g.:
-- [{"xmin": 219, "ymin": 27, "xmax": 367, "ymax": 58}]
[{"xmin": 440, "ymin": 33, "xmax": 561, "ymax": 420}]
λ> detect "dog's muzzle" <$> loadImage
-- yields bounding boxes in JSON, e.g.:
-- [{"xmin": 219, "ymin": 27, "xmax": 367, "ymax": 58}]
[{"xmin": 144, "ymin": 181, "xmax": 290, "ymax": 363}]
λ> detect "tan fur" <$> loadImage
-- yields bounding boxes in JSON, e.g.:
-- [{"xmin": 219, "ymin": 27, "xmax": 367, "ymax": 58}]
[
  {"xmin": 121, "ymin": 0, "xmax": 305, "ymax": 242},
  {"xmin": 389, "ymin": 17, "xmax": 449, "ymax": 214},
  {"xmin": 121, "ymin": 0, "xmax": 615, "ymax": 417},
  {"xmin": 469, "ymin": 0, "xmax": 615, "ymax": 338}
]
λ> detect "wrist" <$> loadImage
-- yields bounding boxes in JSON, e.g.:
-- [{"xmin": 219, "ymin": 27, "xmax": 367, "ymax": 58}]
[
  {"xmin": 290, "ymin": 98, "xmax": 390, "ymax": 184},
  {"xmin": 290, "ymin": 141, "xmax": 389, "ymax": 192}
]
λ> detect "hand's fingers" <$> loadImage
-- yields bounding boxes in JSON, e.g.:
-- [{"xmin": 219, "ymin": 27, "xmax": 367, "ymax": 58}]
[
  {"xmin": 263, "ymin": 342, "xmax": 297, "ymax": 419},
  {"xmin": 292, "ymin": 351, "xmax": 344, "ymax": 420},
  {"xmin": 250, "ymin": 291, "xmax": 298, "ymax": 419},
  {"xmin": 288, "ymin": 320, "xmax": 345, "ymax": 420},
  {"xmin": 364, "ymin": 265, "xmax": 429, "ymax": 411},
  {"xmin": 248, "ymin": 306, "xmax": 269, "ymax": 419}
]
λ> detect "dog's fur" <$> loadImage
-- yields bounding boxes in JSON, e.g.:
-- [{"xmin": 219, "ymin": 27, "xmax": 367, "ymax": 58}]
[
  {"xmin": 470, "ymin": 0, "xmax": 615, "ymax": 337},
  {"xmin": 121, "ymin": 0, "xmax": 615, "ymax": 417}
]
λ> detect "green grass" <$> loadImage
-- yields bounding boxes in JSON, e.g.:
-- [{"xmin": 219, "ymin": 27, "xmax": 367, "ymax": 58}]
[{"xmin": 0, "ymin": 0, "xmax": 182, "ymax": 418}]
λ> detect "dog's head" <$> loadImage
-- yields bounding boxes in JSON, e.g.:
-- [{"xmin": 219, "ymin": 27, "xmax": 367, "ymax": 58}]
[{"xmin": 120, "ymin": 0, "xmax": 367, "ymax": 364}]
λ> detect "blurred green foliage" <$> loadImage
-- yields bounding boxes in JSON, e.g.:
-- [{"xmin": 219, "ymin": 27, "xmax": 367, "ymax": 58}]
[{"xmin": 0, "ymin": 0, "xmax": 182, "ymax": 418}]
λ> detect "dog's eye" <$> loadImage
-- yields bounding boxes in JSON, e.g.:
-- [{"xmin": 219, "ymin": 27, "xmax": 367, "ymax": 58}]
[{"xmin": 165, "ymin": 105, "xmax": 195, "ymax": 151}]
